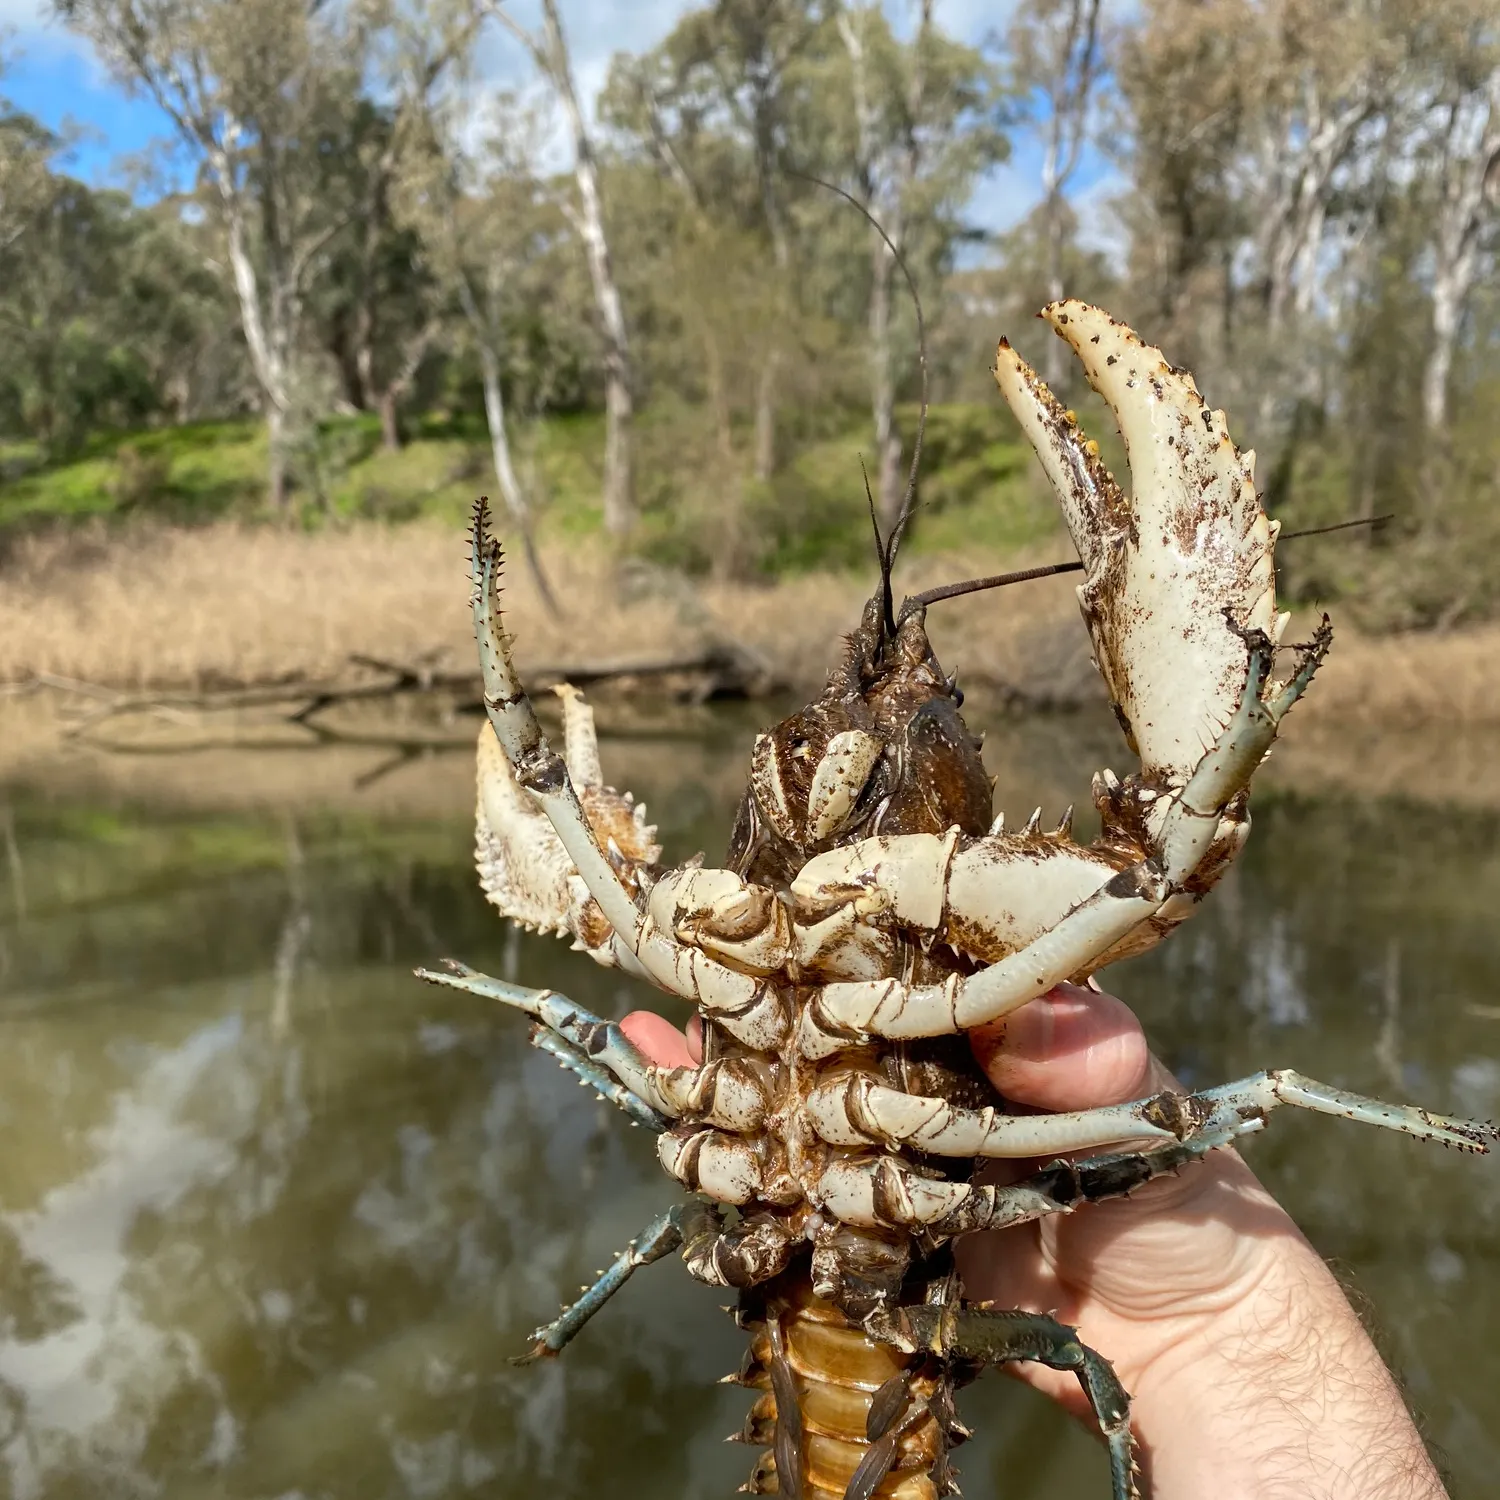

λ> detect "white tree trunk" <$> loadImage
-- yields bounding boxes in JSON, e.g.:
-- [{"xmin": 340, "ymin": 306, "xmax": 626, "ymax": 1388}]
[
  {"xmin": 1256, "ymin": 81, "xmax": 1372, "ymax": 331},
  {"xmin": 477, "ymin": 342, "xmax": 526, "ymax": 526},
  {"xmin": 1041, "ymin": 187, "xmax": 1069, "ymax": 388},
  {"xmin": 265, "ymin": 399, "xmax": 289, "ymax": 515},
  {"xmin": 539, "ymin": 0, "xmax": 634, "ymax": 538},
  {"xmin": 1423, "ymin": 272, "xmax": 1465, "ymax": 435},
  {"xmin": 838, "ymin": 2, "xmax": 928, "ymax": 532},
  {"xmin": 215, "ymin": 142, "xmax": 296, "ymax": 513},
  {"xmin": 1422, "ymin": 71, "xmax": 1500, "ymax": 435}
]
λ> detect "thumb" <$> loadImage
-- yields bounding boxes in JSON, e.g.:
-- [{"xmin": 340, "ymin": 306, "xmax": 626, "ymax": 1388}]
[{"xmin": 969, "ymin": 982, "xmax": 1170, "ymax": 1112}]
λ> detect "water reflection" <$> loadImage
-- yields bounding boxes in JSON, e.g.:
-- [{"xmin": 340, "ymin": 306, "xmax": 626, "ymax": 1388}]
[{"xmin": 0, "ymin": 734, "xmax": 1497, "ymax": 1499}]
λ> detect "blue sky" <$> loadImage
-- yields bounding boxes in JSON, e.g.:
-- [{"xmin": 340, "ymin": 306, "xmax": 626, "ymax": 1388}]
[{"xmin": 3, "ymin": 0, "xmax": 1123, "ymax": 249}]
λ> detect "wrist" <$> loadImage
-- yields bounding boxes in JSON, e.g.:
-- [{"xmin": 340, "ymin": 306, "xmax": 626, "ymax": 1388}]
[{"xmin": 1128, "ymin": 1209, "xmax": 1446, "ymax": 1500}]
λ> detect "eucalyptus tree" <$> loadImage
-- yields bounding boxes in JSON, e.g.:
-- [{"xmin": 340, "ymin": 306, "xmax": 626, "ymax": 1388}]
[
  {"xmin": 0, "ymin": 112, "xmax": 235, "ymax": 456},
  {"xmin": 831, "ymin": 2, "xmax": 1007, "ymax": 526},
  {"xmin": 0, "ymin": 154, "xmax": 147, "ymax": 453},
  {"xmin": 607, "ymin": 0, "xmax": 1004, "ymax": 531},
  {"xmin": 0, "ymin": 102, "xmax": 57, "ymax": 255},
  {"xmin": 307, "ymin": 99, "xmax": 445, "ymax": 451},
  {"xmin": 383, "ymin": 0, "xmax": 573, "ymax": 609},
  {"xmin": 483, "ymin": 0, "xmax": 636, "ymax": 537},
  {"xmin": 55, "ymin": 0, "xmax": 381, "ymax": 512},
  {"xmin": 1007, "ymin": 0, "xmax": 1105, "ymax": 390},
  {"xmin": 1114, "ymin": 0, "xmax": 1404, "ymax": 445},
  {"xmin": 1408, "ymin": 1, "xmax": 1500, "ymax": 435},
  {"xmin": 603, "ymin": 0, "xmax": 827, "ymax": 491}
]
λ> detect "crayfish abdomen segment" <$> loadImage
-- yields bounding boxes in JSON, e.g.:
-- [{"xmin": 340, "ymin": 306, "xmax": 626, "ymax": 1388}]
[{"xmin": 732, "ymin": 1270, "xmax": 959, "ymax": 1499}]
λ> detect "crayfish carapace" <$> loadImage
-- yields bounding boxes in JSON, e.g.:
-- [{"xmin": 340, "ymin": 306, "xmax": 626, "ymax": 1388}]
[{"xmin": 419, "ymin": 302, "xmax": 1496, "ymax": 1500}]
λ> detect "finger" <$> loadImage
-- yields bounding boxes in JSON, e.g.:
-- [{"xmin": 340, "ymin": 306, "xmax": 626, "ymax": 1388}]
[
  {"xmin": 619, "ymin": 1010, "xmax": 702, "ymax": 1069},
  {"xmin": 968, "ymin": 982, "xmax": 1169, "ymax": 1111}
]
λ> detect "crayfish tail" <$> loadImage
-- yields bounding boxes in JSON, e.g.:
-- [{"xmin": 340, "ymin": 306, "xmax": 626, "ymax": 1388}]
[{"xmin": 731, "ymin": 1269, "xmax": 960, "ymax": 1499}]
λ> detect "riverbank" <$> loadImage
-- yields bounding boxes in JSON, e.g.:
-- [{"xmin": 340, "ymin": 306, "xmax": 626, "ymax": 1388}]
[
  {"xmin": 3, "ymin": 517, "xmax": 1496, "ymax": 726},
  {"xmin": 0, "ymin": 517, "xmax": 1097, "ymax": 702}
]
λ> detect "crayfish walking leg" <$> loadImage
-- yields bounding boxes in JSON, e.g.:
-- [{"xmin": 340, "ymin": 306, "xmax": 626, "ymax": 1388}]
[
  {"xmin": 901, "ymin": 1308, "xmax": 1139, "ymax": 1500},
  {"xmin": 417, "ymin": 961, "xmax": 695, "ymax": 1121},
  {"xmin": 519, "ymin": 1199, "xmax": 725, "ymax": 1360},
  {"xmin": 818, "ymin": 1064, "xmax": 1500, "ymax": 1168}
]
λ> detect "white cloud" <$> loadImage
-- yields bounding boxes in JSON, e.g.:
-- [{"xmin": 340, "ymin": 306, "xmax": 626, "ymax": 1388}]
[
  {"xmin": 0, "ymin": 0, "xmax": 47, "ymax": 29},
  {"xmin": 468, "ymin": 0, "xmax": 690, "ymax": 125},
  {"xmin": 919, "ymin": 0, "xmax": 1020, "ymax": 47}
]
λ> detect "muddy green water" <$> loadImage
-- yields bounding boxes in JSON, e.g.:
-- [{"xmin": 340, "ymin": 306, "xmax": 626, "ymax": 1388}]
[{"xmin": 1, "ymin": 721, "xmax": 1498, "ymax": 1500}]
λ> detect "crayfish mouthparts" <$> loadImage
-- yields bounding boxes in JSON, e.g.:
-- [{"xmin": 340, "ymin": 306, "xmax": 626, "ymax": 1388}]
[{"xmin": 424, "ymin": 309, "xmax": 1497, "ymax": 1500}]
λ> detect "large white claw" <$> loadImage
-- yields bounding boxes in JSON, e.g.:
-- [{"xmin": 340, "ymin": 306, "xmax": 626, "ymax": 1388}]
[{"xmin": 994, "ymin": 302, "xmax": 1279, "ymax": 786}]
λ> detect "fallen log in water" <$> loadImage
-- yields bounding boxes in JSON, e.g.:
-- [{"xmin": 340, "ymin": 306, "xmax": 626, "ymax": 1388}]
[{"xmin": 10, "ymin": 639, "xmax": 785, "ymax": 740}]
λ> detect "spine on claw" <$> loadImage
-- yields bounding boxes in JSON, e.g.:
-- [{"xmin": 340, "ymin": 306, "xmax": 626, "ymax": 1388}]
[{"xmin": 728, "ymin": 1270, "xmax": 962, "ymax": 1500}]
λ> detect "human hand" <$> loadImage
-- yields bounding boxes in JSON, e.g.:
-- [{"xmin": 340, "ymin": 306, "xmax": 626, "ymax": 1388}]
[
  {"xmin": 957, "ymin": 981, "xmax": 1300, "ymax": 1421},
  {"xmin": 959, "ymin": 983, "xmax": 1448, "ymax": 1498},
  {"xmin": 621, "ymin": 987, "xmax": 1448, "ymax": 1499}
]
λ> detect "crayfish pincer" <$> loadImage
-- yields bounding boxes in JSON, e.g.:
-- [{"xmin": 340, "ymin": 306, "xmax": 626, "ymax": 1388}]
[{"xmin": 418, "ymin": 303, "xmax": 1496, "ymax": 1500}]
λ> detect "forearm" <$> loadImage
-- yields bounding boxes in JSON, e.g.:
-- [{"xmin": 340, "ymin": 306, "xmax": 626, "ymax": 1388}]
[{"xmin": 1130, "ymin": 1222, "xmax": 1447, "ymax": 1500}]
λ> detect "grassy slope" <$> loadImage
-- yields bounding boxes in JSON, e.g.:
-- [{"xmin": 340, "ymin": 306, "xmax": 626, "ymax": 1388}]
[{"xmin": 0, "ymin": 402, "xmax": 1067, "ymax": 569}]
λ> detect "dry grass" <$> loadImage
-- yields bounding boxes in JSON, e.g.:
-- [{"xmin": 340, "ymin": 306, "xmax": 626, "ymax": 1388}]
[
  {"xmin": 1, "ymin": 518, "xmax": 1496, "ymax": 731},
  {"xmin": 0, "ymin": 519, "xmax": 1091, "ymax": 700},
  {"xmin": 0, "ymin": 521, "xmax": 579, "ymax": 689},
  {"xmin": 1287, "ymin": 619, "xmax": 1500, "ymax": 729}
]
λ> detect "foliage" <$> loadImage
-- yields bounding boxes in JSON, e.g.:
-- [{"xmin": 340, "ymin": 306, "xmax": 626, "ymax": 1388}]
[
  {"xmin": 0, "ymin": 0, "xmax": 1494, "ymax": 620},
  {"xmin": 0, "ymin": 111, "xmax": 240, "ymax": 458},
  {"xmin": 0, "ymin": 401, "xmax": 1060, "ymax": 563}
]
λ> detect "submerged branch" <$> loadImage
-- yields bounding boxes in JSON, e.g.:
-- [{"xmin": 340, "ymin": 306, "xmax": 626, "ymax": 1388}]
[{"xmin": 12, "ymin": 640, "xmax": 784, "ymax": 742}]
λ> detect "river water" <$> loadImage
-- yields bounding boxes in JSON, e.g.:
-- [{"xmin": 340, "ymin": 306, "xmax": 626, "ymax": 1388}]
[{"xmin": 0, "ymin": 707, "xmax": 1497, "ymax": 1500}]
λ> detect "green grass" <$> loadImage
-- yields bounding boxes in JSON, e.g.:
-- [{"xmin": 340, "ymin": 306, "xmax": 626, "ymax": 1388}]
[
  {"xmin": 0, "ymin": 419, "xmax": 267, "ymax": 526},
  {"xmin": 0, "ymin": 401, "xmax": 1066, "ymax": 574}
]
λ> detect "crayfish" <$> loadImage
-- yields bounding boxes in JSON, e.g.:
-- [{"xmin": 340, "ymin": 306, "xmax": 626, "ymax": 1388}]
[{"xmin": 419, "ymin": 302, "xmax": 1496, "ymax": 1500}]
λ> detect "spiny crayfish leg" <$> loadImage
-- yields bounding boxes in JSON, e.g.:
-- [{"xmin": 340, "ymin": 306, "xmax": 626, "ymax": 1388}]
[
  {"xmin": 1192, "ymin": 1069, "xmax": 1498, "ymax": 1154},
  {"xmin": 798, "ymin": 623, "xmax": 1327, "ymax": 1042},
  {"xmin": 831, "ymin": 1062, "xmax": 1497, "ymax": 1172},
  {"xmin": 471, "ymin": 503, "xmax": 791, "ymax": 1034},
  {"xmin": 528, "ymin": 1027, "xmax": 670, "ymax": 1133},
  {"xmin": 900, "ymin": 1307, "xmax": 1140, "ymax": 1500},
  {"xmin": 808, "ymin": 860, "xmax": 1169, "ymax": 1039},
  {"xmin": 932, "ymin": 1129, "xmax": 1245, "ymax": 1238},
  {"xmin": 413, "ymin": 960, "xmax": 698, "ymax": 1119},
  {"xmin": 517, "ymin": 1199, "xmax": 724, "ymax": 1362},
  {"xmin": 807, "ymin": 1069, "xmax": 1187, "ymax": 1157}
]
